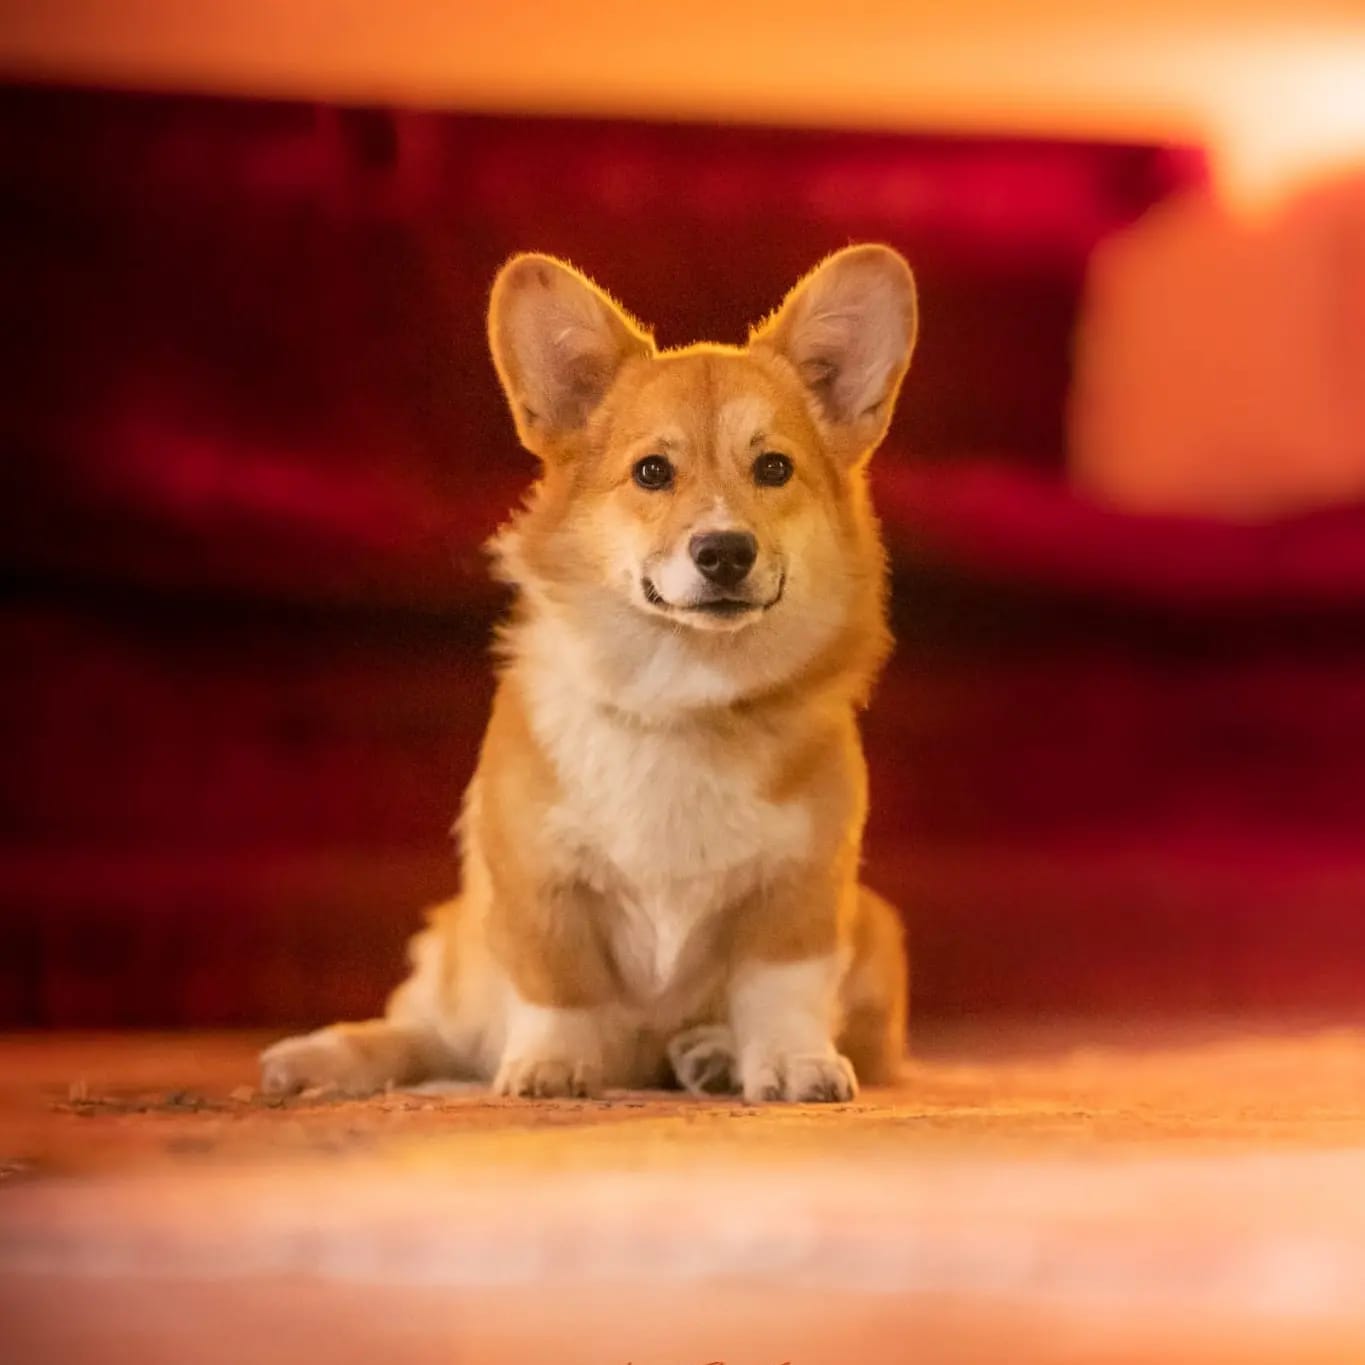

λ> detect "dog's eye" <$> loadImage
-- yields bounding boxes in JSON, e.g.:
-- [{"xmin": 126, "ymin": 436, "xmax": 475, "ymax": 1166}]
[
  {"xmin": 753, "ymin": 452, "xmax": 793, "ymax": 487},
  {"xmin": 632, "ymin": 455, "xmax": 675, "ymax": 490}
]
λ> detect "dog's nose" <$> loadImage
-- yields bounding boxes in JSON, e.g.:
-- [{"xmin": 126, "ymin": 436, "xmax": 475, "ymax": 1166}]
[{"xmin": 689, "ymin": 530, "xmax": 757, "ymax": 589}]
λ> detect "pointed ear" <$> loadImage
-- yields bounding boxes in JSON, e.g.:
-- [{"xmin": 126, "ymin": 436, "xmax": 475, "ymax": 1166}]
[
  {"xmin": 488, "ymin": 254, "xmax": 655, "ymax": 457},
  {"xmin": 750, "ymin": 245, "xmax": 917, "ymax": 462}
]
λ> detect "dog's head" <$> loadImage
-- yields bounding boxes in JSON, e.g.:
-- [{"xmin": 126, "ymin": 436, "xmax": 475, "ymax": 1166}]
[{"xmin": 487, "ymin": 246, "xmax": 916, "ymax": 709}]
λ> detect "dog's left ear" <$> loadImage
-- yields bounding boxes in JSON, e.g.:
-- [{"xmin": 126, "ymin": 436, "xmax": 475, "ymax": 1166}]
[
  {"xmin": 488, "ymin": 254, "xmax": 655, "ymax": 459},
  {"xmin": 750, "ymin": 245, "xmax": 917, "ymax": 464}
]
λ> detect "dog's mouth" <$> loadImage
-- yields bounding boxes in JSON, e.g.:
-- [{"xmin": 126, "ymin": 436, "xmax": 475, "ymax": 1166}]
[{"xmin": 641, "ymin": 574, "xmax": 785, "ymax": 620}]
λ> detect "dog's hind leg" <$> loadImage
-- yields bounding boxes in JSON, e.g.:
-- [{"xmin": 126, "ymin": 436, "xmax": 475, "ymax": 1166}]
[
  {"xmin": 260, "ymin": 900, "xmax": 471, "ymax": 1096},
  {"xmin": 259, "ymin": 1020, "xmax": 452, "ymax": 1096},
  {"xmin": 667, "ymin": 1023, "xmax": 741, "ymax": 1096},
  {"xmin": 836, "ymin": 885, "xmax": 908, "ymax": 1086}
]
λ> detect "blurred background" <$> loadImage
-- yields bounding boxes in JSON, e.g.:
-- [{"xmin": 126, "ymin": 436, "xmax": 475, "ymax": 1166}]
[{"xmin": 4, "ymin": 0, "xmax": 1365, "ymax": 1033}]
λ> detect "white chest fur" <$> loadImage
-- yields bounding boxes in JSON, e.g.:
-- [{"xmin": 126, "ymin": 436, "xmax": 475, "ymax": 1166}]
[{"xmin": 517, "ymin": 649, "xmax": 812, "ymax": 1002}]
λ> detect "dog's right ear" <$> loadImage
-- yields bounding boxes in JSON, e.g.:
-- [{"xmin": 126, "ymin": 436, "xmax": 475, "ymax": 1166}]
[{"xmin": 488, "ymin": 254, "xmax": 655, "ymax": 459}]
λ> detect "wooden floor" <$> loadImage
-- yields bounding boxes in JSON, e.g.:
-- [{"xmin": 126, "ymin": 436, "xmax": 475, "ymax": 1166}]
[{"xmin": 5, "ymin": 1022, "xmax": 1365, "ymax": 1362}]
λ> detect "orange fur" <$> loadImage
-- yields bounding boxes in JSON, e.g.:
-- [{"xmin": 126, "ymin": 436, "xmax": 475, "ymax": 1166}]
[{"xmin": 262, "ymin": 246, "xmax": 916, "ymax": 1103}]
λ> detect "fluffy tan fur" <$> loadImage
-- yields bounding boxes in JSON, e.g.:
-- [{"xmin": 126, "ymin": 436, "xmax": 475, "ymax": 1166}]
[{"xmin": 262, "ymin": 245, "xmax": 915, "ymax": 1102}]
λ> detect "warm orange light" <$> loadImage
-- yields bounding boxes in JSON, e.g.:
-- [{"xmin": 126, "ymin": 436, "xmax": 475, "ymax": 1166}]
[
  {"xmin": 1, "ymin": 2, "xmax": 1363, "ymax": 214},
  {"xmin": 1205, "ymin": 37, "xmax": 1365, "ymax": 214}
]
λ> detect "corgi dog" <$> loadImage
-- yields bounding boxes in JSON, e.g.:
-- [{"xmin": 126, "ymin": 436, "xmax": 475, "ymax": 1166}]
[{"xmin": 261, "ymin": 244, "xmax": 914, "ymax": 1103}]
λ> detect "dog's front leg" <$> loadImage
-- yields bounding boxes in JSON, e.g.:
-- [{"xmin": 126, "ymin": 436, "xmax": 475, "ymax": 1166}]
[
  {"xmin": 495, "ymin": 997, "xmax": 613, "ymax": 1099},
  {"xmin": 728, "ymin": 876, "xmax": 858, "ymax": 1104},
  {"xmin": 730, "ymin": 956, "xmax": 857, "ymax": 1103},
  {"xmin": 488, "ymin": 877, "xmax": 620, "ymax": 1100}
]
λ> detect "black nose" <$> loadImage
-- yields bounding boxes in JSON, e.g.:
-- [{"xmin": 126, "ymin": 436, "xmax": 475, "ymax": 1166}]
[{"xmin": 689, "ymin": 530, "xmax": 757, "ymax": 589}]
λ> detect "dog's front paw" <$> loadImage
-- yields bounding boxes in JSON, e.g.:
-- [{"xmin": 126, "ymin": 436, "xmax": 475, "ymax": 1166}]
[
  {"xmin": 668, "ymin": 1024, "xmax": 740, "ymax": 1096},
  {"xmin": 259, "ymin": 1029, "xmax": 381, "ymax": 1097},
  {"xmin": 493, "ymin": 1055, "xmax": 602, "ymax": 1099},
  {"xmin": 741, "ymin": 1049, "xmax": 858, "ymax": 1104}
]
